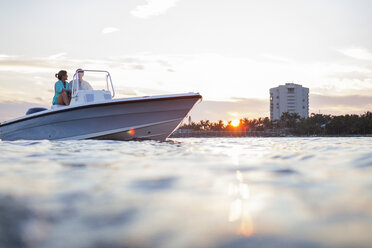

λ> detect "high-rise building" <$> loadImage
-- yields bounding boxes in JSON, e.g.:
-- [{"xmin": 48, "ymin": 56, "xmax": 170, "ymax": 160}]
[{"xmin": 270, "ymin": 83, "xmax": 309, "ymax": 120}]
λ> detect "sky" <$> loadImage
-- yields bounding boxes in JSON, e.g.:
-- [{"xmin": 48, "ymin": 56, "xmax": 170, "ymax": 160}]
[{"xmin": 1, "ymin": 0, "xmax": 372, "ymax": 122}]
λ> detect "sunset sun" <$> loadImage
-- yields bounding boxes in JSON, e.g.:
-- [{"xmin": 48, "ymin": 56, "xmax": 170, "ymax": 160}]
[{"xmin": 231, "ymin": 120, "xmax": 240, "ymax": 127}]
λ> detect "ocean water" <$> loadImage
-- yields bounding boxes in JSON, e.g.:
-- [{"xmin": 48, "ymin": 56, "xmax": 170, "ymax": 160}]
[{"xmin": 0, "ymin": 137, "xmax": 371, "ymax": 248}]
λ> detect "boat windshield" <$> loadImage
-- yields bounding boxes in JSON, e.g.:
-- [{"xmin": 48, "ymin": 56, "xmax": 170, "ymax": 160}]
[{"xmin": 71, "ymin": 70, "xmax": 115, "ymax": 97}]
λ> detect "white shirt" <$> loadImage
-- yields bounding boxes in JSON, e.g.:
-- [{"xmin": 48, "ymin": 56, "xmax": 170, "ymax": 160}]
[{"xmin": 69, "ymin": 80, "xmax": 93, "ymax": 91}]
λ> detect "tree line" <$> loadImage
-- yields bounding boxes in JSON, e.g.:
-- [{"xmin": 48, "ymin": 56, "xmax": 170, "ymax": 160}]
[{"xmin": 180, "ymin": 112, "xmax": 372, "ymax": 135}]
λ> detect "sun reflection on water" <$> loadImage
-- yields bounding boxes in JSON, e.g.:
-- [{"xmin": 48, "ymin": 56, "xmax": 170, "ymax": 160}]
[
  {"xmin": 228, "ymin": 170, "xmax": 254, "ymax": 237},
  {"xmin": 0, "ymin": 138, "xmax": 371, "ymax": 247}
]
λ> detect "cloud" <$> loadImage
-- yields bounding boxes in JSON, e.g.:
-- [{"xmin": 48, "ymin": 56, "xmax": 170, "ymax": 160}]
[
  {"xmin": 188, "ymin": 98, "xmax": 269, "ymax": 122},
  {"xmin": 0, "ymin": 56, "xmax": 116, "ymax": 73},
  {"xmin": 261, "ymin": 53, "xmax": 294, "ymax": 63},
  {"xmin": 310, "ymin": 94, "xmax": 372, "ymax": 108},
  {"xmin": 106, "ymin": 55, "xmax": 172, "ymax": 67},
  {"xmin": 308, "ymin": 94, "xmax": 372, "ymax": 116},
  {"xmin": 101, "ymin": 27, "xmax": 120, "ymax": 34},
  {"xmin": 0, "ymin": 54, "xmax": 17, "ymax": 59},
  {"xmin": 130, "ymin": 65, "xmax": 145, "ymax": 70},
  {"xmin": 48, "ymin": 53, "xmax": 66, "ymax": 60},
  {"xmin": 115, "ymin": 85, "xmax": 168, "ymax": 98},
  {"xmin": 0, "ymin": 54, "xmax": 24, "ymax": 62},
  {"xmin": 330, "ymin": 71, "xmax": 372, "ymax": 82},
  {"xmin": 338, "ymin": 47, "xmax": 372, "ymax": 61},
  {"xmin": 131, "ymin": 0, "xmax": 179, "ymax": 19}
]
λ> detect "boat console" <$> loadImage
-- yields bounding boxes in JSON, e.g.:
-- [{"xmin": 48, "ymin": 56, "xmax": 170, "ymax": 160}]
[
  {"xmin": 70, "ymin": 90, "xmax": 112, "ymax": 106},
  {"xmin": 70, "ymin": 69, "xmax": 115, "ymax": 106}
]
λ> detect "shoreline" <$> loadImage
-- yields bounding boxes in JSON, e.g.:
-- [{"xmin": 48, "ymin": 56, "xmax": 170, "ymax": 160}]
[{"xmin": 171, "ymin": 130, "xmax": 372, "ymax": 138}]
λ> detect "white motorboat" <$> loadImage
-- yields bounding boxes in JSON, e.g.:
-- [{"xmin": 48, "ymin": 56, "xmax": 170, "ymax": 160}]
[{"xmin": 0, "ymin": 70, "xmax": 202, "ymax": 141}]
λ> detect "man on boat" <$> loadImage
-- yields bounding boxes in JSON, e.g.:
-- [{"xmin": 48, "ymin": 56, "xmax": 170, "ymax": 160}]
[{"xmin": 69, "ymin": 68, "xmax": 93, "ymax": 92}]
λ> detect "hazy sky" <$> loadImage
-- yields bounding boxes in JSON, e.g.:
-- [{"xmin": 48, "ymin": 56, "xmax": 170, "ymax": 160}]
[{"xmin": 1, "ymin": 0, "xmax": 372, "ymax": 121}]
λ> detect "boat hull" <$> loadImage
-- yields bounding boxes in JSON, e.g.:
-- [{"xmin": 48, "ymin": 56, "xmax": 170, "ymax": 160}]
[{"xmin": 0, "ymin": 94, "xmax": 201, "ymax": 141}]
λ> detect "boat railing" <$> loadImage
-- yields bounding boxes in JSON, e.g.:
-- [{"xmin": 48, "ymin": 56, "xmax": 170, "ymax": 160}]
[{"xmin": 72, "ymin": 69, "xmax": 115, "ymax": 98}]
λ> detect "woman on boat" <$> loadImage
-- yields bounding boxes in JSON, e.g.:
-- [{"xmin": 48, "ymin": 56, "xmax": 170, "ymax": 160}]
[{"xmin": 52, "ymin": 70, "xmax": 71, "ymax": 105}]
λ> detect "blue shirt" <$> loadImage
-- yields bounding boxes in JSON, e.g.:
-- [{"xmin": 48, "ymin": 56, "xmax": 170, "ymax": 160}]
[{"xmin": 52, "ymin": 80, "xmax": 69, "ymax": 105}]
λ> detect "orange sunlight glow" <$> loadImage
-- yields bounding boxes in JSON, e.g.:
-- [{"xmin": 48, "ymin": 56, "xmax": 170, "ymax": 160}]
[
  {"xmin": 231, "ymin": 120, "xmax": 240, "ymax": 127},
  {"xmin": 228, "ymin": 170, "xmax": 254, "ymax": 237},
  {"xmin": 127, "ymin": 128, "xmax": 135, "ymax": 136}
]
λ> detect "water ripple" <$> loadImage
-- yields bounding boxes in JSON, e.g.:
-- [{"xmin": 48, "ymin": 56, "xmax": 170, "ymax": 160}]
[{"xmin": 0, "ymin": 137, "xmax": 371, "ymax": 248}]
